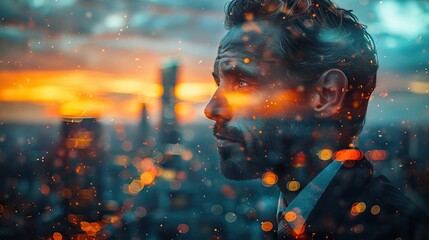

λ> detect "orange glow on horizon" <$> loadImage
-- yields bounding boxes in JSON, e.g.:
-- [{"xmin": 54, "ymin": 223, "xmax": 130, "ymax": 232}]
[
  {"xmin": 175, "ymin": 82, "xmax": 216, "ymax": 103},
  {"xmin": 0, "ymin": 70, "xmax": 214, "ymax": 122},
  {"xmin": 0, "ymin": 70, "xmax": 163, "ymax": 119},
  {"xmin": 175, "ymin": 102, "xmax": 196, "ymax": 123},
  {"xmin": 60, "ymin": 99, "xmax": 107, "ymax": 118}
]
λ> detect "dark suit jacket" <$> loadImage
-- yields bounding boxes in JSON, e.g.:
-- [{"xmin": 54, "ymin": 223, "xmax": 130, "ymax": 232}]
[{"xmin": 278, "ymin": 159, "xmax": 429, "ymax": 240}]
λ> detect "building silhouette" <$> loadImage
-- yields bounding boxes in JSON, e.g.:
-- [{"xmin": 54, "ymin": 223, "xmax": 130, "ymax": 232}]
[
  {"xmin": 43, "ymin": 117, "xmax": 106, "ymax": 239},
  {"xmin": 159, "ymin": 59, "xmax": 183, "ymax": 170}
]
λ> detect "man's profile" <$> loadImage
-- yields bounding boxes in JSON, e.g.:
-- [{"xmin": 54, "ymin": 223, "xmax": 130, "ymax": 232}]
[{"xmin": 204, "ymin": 0, "xmax": 429, "ymax": 239}]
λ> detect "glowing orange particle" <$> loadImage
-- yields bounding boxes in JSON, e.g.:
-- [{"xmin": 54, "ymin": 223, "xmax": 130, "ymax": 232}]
[
  {"xmin": 286, "ymin": 180, "xmax": 300, "ymax": 192},
  {"xmin": 181, "ymin": 150, "xmax": 193, "ymax": 161},
  {"xmin": 40, "ymin": 184, "xmax": 50, "ymax": 195},
  {"xmin": 140, "ymin": 171, "xmax": 155, "ymax": 185},
  {"xmin": 141, "ymin": 158, "xmax": 154, "ymax": 170},
  {"xmin": 128, "ymin": 180, "xmax": 144, "ymax": 194},
  {"xmin": 352, "ymin": 100, "xmax": 360, "ymax": 108},
  {"xmin": 80, "ymin": 221, "xmax": 90, "ymax": 231},
  {"xmin": 318, "ymin": 149, "xmax": 332, "ymax": 161},
  {"xmin": 102, "ymin": 215, "xmax": 120, "ymax": 223},
  {"xmin": 356, "ymin": 202, "xmax": 366, "ymax": 212},
  {"xmin": 290, "ymin": 224, "xmax": 306, "ymax": 236},
  {"xmin": 351, "ymin": 202, "xmax": 366, "ymax": 216},
  {"xmin": 244, "ymin": 12, "xmax": 254, "ymax": 21},
  {"xmin": 121, "ymin": 140, "xmax": 133, "ymax": 152},
  {"xmin": 177, "ymin": 224, "xmax": 189, "ymax": 234},
  {"xmin": 353, "ymin": 224, "xmax": 364, "ymax": 233},
  {"xmin": 370, "ymin": 205, "xmax": 381, "ymax": 215},
  {"xmin": 67, "ymin": 214, "xmax": 78, "ymax": 224},
  {"xmin": 61, "ymin": 188, "xmax": 73, "ymax": 199},
  {"xmin": 262, "ymin": 171, "xmax": 278, "ymax": 186},
  {"xmin": 243, "ymin": 57, "xmax": 250, "ymax": 64},
  {"xmin": 365, "ymin": 150, "xmax": 388, "ymax": 161},
  {"xmin": 292, "ymin": 152, "xmax": 306, "ymax": 167},
  {"xmin": 261, "ymin": 221, "xmax": 273, "ymax": 232},
  {"xmin": 284, "ymin": 211, "xmax": 297, "ymax": 222},
  {"xmin": 91, "ymin": 222, "xmax": 102, "ymax": 232},
  {"xmin": 53, "ymin": 232, "xmax": 62, "ymax": 240},
  {"xmin": 334, "ymin": 149, "xmax": 363, "ymax": 161},
  {"xmin": 80, "ymin": 221, "xmax": 102, "ymax": 236}
]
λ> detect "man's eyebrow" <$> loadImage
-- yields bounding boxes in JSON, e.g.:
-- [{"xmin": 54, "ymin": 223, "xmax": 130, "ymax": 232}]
[{"xmin": 220, "ymin": 62, "xmax": 258, "ymax": 78}]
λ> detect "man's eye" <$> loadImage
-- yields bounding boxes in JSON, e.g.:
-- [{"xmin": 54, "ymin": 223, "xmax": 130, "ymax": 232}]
[{"xmin": 238, "ymin": 81, "xmax": 250, "ymax": 88}]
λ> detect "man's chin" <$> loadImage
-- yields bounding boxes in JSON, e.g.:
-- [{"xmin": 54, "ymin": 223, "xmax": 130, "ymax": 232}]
[{"xmin": 219, "ymin": 156, "xmax": 258, "ymax": 180}]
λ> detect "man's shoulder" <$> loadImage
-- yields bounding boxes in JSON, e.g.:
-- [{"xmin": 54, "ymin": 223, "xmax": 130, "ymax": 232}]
[
  {"xmin": 359, "ymin": 175, "xmax": 427, "ymax": 218},
  {"xmin": 338, "ymin": 174, "xmax": 429, "ymax": 239}
]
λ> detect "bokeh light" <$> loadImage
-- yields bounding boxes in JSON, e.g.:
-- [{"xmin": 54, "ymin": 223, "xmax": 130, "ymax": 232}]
[
  {"xmin": 318, "ymin": 149, "xmax": 333, "ymax": 161},
  {"xmin": 261, "ymin": 221, "xmax": 273, "ymax": 232},
  {"xmin": 262, "ymin": 171, "xmax": 278, "ymax": 187},
  {"xmin": 286, "ymin": 180, "xmax": 301, "ymax": 192}
]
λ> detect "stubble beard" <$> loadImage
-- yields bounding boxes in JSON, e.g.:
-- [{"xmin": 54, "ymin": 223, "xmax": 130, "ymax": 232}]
[{"xmin": 215, "ymin": 118, "xmax": 314, "ymax": 180}]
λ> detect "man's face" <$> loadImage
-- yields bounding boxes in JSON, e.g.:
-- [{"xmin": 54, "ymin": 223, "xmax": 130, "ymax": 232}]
[{"xmin": 204, "ymin": 21, "xmax": 316, "ymax": 180}]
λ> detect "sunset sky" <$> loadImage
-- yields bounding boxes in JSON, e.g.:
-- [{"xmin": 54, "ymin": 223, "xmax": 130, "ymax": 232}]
[{"xmin": 0, "ymin": 0, "xmax": 428, "ymax": 124}]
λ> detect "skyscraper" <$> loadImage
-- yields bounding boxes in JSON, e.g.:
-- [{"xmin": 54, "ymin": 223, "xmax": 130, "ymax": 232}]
[{"xmin": 159, "ymin": 59, "xmax": 182, "ymax": 169}]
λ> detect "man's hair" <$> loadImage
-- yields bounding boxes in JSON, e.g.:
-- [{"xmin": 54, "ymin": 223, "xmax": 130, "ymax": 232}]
[{"xmin": 224, "ymin": 0, "xmax": 378, "ymax": 140}]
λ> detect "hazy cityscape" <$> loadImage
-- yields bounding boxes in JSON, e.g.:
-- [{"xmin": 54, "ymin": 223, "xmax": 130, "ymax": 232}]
[
  {"xmin": 1, "ymin": 64, "xmax": 428, "ymax": 239},
  {"xmin": 1, "ymin": 0, "xmax": 429, "ymax": 239}
]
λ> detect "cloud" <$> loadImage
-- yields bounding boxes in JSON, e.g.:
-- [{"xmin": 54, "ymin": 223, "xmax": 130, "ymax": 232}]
[
  {"xmin": 375, "ymin": 1, "xmax": 429, "ymax": 39},
  {"xmin": 0, "ymin": 28, "xmax": 29, "ymax": 55},
  {"xmin": 0, "ymin": 1, "xmax": 29, "ymax": 24},
  {"xmin": 336, "ymin": 0, "xmax": 429, "ymax": 72}
]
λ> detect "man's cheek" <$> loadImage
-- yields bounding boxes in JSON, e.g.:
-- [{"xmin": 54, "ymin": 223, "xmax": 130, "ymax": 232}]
[
  {"xmin": 224, "ymin": 92, "xmax": 262, "ymax": 111},
  {"xmin": 236, "ymin": 90, "xmax": 303, "ymax": 118}
]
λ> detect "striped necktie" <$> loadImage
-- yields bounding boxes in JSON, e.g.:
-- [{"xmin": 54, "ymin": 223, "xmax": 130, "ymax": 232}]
[{"xmin": 277, "ymin": 160, "xmax": 344, "ymax": 239}]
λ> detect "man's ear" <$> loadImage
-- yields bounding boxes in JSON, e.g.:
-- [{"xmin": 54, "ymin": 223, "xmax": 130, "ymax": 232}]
[{"xmin": 312, "ymin": 69, "xmax": 348, "ymax": 119}]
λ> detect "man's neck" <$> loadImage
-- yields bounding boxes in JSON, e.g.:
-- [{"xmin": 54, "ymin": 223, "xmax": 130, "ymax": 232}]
[{"xmin": 275, "ymin": 166, "xmax": 311, "ymax": 204}]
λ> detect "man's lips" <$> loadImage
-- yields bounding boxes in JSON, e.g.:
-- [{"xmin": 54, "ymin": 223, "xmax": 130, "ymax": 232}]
[
  {"xmin": 214, "ymin": 132, "xmax": 241, "ymax": 142},
  {"xmin": 213, "ymin": 123, "xmax": 245, "ymax": 147},
  {"xmin": 214, "ymin": 132, "xmax": 243, "ymax": 148}
]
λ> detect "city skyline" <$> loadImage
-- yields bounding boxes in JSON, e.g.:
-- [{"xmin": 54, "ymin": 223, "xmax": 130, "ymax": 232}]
[{"xmin": 0, "ymin": 0, "xmax": 428, "ymax": 124}]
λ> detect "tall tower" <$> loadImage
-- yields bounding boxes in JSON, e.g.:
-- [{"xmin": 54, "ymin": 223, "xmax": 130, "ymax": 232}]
[
  {"xmin": 134, "ymin": 103, "xmax": 151, "ymax": 157},
  {"xmin": 160, "ymin": 59, "xmax": 180, "ymax": 145},
  {"xmin": 159, "ymin": 59, "xmax": 182, "ymax": 169}
]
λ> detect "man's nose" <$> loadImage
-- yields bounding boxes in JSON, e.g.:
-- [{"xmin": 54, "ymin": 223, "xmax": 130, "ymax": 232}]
[{"xmin": 204, "ymin": 88, "xmax": 232, "ymax": 122}]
